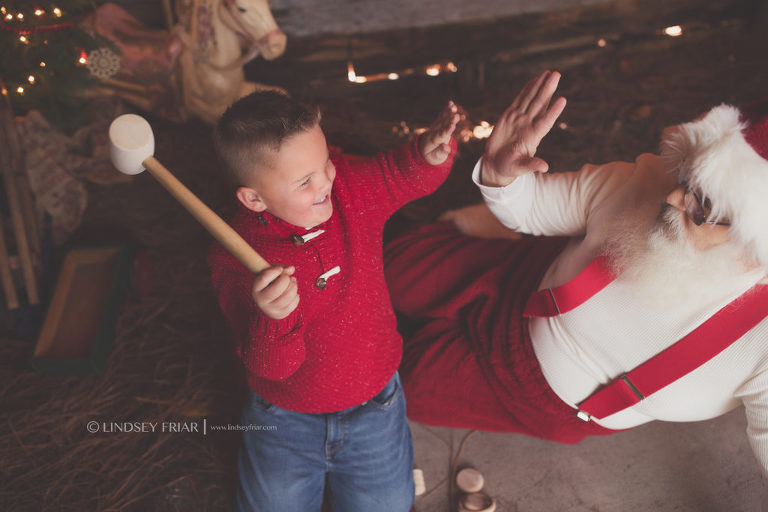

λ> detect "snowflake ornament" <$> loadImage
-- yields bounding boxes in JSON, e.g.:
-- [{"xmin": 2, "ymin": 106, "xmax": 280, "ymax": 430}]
[{"xmin": 87, "ymin": 48, "xmax": 120, "ymax": 79}]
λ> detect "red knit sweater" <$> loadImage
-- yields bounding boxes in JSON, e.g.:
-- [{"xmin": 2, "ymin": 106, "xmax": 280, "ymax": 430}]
[{"xmin": 208, "ymin": 137, "xmax": 456, "ymax": 413}]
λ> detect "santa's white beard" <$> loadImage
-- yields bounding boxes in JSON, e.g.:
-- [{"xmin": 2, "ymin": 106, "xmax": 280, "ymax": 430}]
[{"xmin": 605, "ymin": 204, "xmax": 751, "ymax": 307}]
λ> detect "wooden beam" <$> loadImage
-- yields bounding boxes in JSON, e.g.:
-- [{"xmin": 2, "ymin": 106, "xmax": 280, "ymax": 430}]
[
  {"xmin": 0, "ymin": 97, "xmax": 39, "ymax": 305},
  {"xmin": 247, "ymin": 0, "xmax": 748, "ymax": 85}
]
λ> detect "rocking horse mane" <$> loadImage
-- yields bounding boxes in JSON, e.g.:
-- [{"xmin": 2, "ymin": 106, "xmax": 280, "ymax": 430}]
[
  {"xmin": 174, "ymin": 0, "xmax": 226, "ymax": 58},
  {"xmin": 174, "ymin": 0, "xmax": 272, "ymax": 72}
]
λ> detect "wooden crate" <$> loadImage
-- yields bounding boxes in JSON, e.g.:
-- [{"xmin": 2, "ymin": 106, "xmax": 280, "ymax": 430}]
[{"xmin": 30, "ymin": 246, "xmax": 133, "ymax": 375}]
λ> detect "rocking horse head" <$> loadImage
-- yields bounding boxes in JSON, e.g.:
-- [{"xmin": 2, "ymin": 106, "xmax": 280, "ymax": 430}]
[{"xmin": 218, "ymin": 0, "xmax": 286, "ymax": 61}]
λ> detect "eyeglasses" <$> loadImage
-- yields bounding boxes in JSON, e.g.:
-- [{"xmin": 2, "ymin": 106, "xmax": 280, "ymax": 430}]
[{"xmin": 683, "ymin": 185, "xmax": 730, "ymax": 226}]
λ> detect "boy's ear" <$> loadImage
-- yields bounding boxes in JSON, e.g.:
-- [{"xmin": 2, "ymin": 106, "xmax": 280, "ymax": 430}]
[{"xmin": 236, "ymin": 186, "xmax": 267, "ymax": 213}]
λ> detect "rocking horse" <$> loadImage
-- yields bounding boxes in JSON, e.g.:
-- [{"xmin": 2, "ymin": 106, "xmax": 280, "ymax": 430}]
[{"xmin": 86, "ymin": 0, "xmax": 286, "ymax": 123}]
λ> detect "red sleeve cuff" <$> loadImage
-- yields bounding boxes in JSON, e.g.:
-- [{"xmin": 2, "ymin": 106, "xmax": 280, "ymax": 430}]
[{"xmin": 241, "ymin": 307, "xmax": 306, "ymax": 380}]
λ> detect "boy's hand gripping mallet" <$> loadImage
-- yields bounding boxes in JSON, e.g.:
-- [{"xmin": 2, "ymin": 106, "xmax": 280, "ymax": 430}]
[{"xmin": 109, "ymin": 114, "xmax": 271, "ymax": 274}]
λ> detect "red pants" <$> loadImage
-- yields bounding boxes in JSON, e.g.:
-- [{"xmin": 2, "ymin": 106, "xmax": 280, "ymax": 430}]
[{"xmin": 385, "ymin": 222, "xmax": 615, "ymax": 443}]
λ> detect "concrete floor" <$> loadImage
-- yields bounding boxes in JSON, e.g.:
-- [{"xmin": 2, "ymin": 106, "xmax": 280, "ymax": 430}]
[{"xmin": 409, "ymin": 408, "xmax": 768, "ymax": 511}]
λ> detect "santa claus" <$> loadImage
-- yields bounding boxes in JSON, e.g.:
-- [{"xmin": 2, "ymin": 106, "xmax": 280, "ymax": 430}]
[{"xmin": 385, "ymin": 71, "xmax": 768, "ymax": 474}]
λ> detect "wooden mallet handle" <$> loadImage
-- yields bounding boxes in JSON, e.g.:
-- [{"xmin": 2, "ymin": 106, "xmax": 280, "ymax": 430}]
[
  {"xmin": 109, "ymin": 114, "xmax": 270, "ymax": 274},
  {"xmin": 143, "ymin": 156, "xmax": 270, "ymax": 274}
]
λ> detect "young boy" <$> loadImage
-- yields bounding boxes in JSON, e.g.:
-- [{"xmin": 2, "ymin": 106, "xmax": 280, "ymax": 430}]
[{"xmin": 207, "ymin": 91, "xmax": 458, "ymax": 512}]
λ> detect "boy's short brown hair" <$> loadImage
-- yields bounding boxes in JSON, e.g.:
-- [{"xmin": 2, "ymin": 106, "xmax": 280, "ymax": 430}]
[{"xmin": 213, "ymin": 91, "xmax": 321, "ymax": 186}]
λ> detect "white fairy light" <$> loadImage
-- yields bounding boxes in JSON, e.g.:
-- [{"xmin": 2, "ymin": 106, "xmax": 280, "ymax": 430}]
[{"xmin": 473, "ymin": 121, "xmax": 494, "ymax": 139}]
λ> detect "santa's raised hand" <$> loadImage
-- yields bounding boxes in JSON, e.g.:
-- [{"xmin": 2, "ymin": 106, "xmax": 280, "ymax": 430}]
[{"xmin": 481, "ymin": 71, "xmax": 566, "ymax": 187}]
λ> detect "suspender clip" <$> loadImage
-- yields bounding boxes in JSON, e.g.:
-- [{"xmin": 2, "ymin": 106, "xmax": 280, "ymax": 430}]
[
  {"xmin": 620, "ymin": 374, "xmax": 645, "ymax": 400},
  {"xmin": 576, "ymin": 410, "xmax": 591, "ymax": 422}
]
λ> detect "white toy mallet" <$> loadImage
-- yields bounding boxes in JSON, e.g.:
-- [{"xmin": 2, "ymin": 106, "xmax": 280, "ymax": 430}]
[{"xmin": 108, "ymin": 113, "xmax": 271, "ymax": 274}]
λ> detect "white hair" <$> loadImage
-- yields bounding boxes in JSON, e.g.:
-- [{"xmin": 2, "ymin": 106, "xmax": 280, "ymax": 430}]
[{"xmin": 660, "ymin": 104, "xmax": 768, "ymax": 268}]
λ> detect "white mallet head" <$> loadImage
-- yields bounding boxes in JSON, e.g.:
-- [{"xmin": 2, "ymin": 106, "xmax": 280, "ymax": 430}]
[{"xmin": 109, "ymin": 114, "xmax": 155, "ymax": 175}]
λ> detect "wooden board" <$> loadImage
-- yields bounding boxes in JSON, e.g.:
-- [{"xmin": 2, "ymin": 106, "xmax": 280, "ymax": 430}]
[
  {"xmin": 247, "ymin": 0, "xmax": 751, "ymax": 84},
  {"xmin": 31, "ymin": 246, "xmax": 133, "ymax": 375}
]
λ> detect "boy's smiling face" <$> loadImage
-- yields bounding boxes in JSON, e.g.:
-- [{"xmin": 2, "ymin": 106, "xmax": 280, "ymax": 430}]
[{"xmin": 237, "ymin": 123, "xmax": 336, "ymax": 228}]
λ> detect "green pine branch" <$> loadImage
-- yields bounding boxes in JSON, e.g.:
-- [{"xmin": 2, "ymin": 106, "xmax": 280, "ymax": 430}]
[{"xmin": 0, "ymin": 0, "xmax": 110, "ymax": 132}]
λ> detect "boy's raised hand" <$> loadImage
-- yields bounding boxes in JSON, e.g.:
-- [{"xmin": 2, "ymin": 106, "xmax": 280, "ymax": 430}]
[
  {"xmin": 252, "ymin": 265, "xmax": 299, "ymax": 320},
  {"xmin": 419, "ymin": 101, "xmax": 460, "ymax": 166}
]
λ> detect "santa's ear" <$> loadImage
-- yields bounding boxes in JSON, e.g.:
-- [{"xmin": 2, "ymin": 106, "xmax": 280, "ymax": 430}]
[{"xmin": 236, "ymin": 186, "xmax": 267, "ymax": 213}]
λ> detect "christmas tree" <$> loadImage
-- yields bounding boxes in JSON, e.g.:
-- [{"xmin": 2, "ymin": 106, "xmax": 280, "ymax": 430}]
[{"xmin": 0, "ymin": 0, "xmax": 113, "ymax": 131}]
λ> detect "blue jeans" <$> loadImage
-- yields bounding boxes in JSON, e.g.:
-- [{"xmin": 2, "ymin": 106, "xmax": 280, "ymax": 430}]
[{"xmin": 235, "ymin": 372, "xmax": 414, "ymax": 512}]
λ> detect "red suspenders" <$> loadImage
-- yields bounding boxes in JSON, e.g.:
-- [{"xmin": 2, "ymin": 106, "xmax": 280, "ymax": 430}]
[
  {"xmin": 523, "ymin": 254, "xmax": 615, "ymax": 318},
  {"xmin": 523, "ymin": 256, "xmax": 768, "ymax": 421}
]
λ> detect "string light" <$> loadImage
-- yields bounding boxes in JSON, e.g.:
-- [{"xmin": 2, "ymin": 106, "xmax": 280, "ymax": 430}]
[
  {"xmin": 347, "ymin": 61, "xmax": 356, "ymax": 82},
  {"xmin": 472, "ymin": 121, "xmax": 493, "ymax": 139},
  {"xmin": 348, "ymin": 61, "xmax": 457, "ymax": 85},
  {"xmin": 393, "ymin": 121, "xmax": 410, "ymax": 136},
  {"xmin": 396, "ymin": 120, "xmax": 487, "ymax": 140},
  {"xmin": 664, "ymin": 25, "xmax": 683, "ymax": 37},
  {"xmin": 597, "ymin": 38, "xmax": 607, "ymax": 47},
  {"xmin": 2, "ymin": 4, "xmax": 106, "ymax": 111}
]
